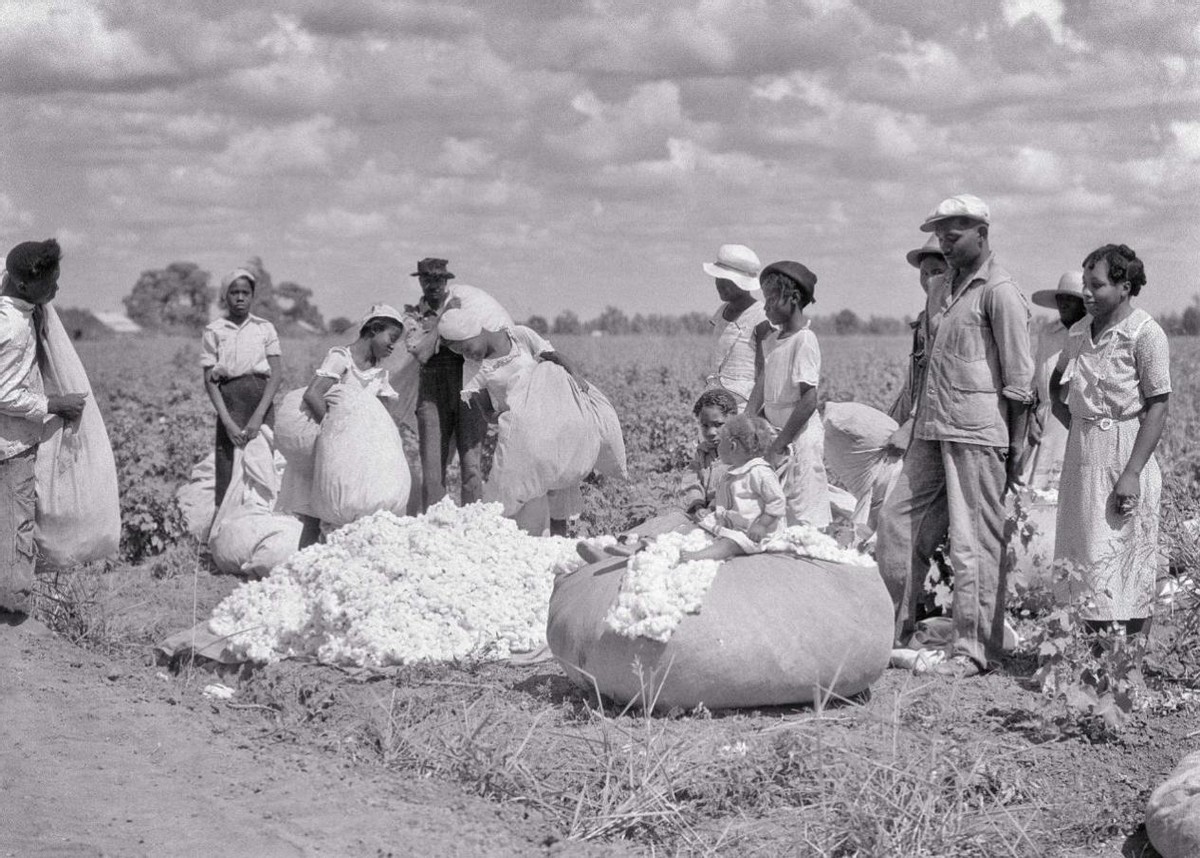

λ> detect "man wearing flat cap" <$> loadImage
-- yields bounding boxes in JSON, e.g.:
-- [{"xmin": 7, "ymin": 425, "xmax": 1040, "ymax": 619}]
[
  {"xmin": 876, "ymin": 194, "xmax": 1034, "ymax": 678},
  {"xmin": 0, "ymin": 239, "xmax": 87, "ymax": 621},
  {"xmin": 404, "ymin": 257, "xmax": 512, "ymax": 511}
]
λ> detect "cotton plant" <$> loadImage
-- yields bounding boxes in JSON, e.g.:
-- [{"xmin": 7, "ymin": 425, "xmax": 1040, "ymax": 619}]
[{"xmin": 209, "ymin": 499, "xmax": 583, "ymax": 667}]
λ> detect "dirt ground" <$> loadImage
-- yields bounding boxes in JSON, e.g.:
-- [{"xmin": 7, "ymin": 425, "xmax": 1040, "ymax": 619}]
[
  {"xmin": 7, "ymin": 554, "xmax": 1199, "ymax": 856},
  {"xmin": 0, "ymin": 615, "xmax": 626, "ymax": 858}
]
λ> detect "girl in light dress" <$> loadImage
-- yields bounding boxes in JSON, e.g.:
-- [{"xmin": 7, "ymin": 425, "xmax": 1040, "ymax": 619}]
[
  {"xmin": 281, "ymin": 304, "xmax": 408, "ymax": 547},
  {"xmin": 746, "ymin": 261, "xmax": 832, "ymax": 528},
  {"xmin": 1049, "ymin": 244, "xmax": 1171, "ymax": 637},
  {"xmin": 436, "ymin": 305, "xmax": 627, "ymax": 536}
]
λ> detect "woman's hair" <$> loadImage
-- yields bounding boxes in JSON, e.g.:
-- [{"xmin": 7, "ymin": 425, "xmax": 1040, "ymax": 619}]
[
  {"xmin": 721, "ymin": 414, "xmax": 775, "ymax": 457},
  {"xmin": 692, "ymin": 387, "xmax": 739, "ymax": 417},
  {"xmin": 760, "ymin": 270, "xmax": 812, "ymax": 309},
  {"xmin": 360, "ymin": 316, "xmax": 405, "ymax": 338},
  {"xmin": 1082, "ymin": 244, "xmax": 1146, "ymax": 296}
]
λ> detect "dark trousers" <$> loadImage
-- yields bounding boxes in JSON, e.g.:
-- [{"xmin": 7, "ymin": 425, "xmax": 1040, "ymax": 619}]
[
  {"xmin": 0, "ymin": 448, "xmax": 37, "ymax": 613},
  {"xmin": 416, "ymin": 359, "xmax": 486, "ymax": 511},
  {"xmin": 214, "ymin": 375, "xmax": 274, "ymax": 507}
]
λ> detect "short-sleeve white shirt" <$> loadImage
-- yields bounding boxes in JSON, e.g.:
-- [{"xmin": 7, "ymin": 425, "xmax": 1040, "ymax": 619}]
[{"xmin": 200, "ymin": 314, "xmax": 281, "ymax": 380}]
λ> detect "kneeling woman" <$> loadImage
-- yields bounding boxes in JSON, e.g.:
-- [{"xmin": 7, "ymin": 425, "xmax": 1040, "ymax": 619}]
[{"xmin": 437, "ymin": 307, "xmax": 627, "ymax": 535}]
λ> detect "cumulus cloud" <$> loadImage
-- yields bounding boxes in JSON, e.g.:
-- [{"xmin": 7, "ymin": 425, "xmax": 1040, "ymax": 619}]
[{"xmin": 216, "ymin": 115, "xmax": 358, "ymax": 175}]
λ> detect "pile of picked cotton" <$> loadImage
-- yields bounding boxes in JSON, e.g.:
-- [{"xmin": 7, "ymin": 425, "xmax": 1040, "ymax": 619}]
[{"xmin": 208, "ymin": 500, "xmax": 581, "ymax": 667}]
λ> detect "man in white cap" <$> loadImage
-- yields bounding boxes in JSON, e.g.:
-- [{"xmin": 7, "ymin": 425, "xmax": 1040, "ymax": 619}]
[
  {"xmin": 703, "ymin": 244, "xmax": 770, "ymax": 407},
  {"xmin": 876, "ymin": 194, "xmax": 1034, "ymax": 678},
  {"xmin": 1024, "ymin": 271, "xmax": 1087, "ymax": 491}
]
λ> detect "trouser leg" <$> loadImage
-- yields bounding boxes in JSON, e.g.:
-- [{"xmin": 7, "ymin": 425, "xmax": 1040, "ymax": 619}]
[
  {"xmin": 214, "ymin": 418, "xmax": 234, "ymax": 507},
  {"xmin": 0, "ymin": 449, "xmax": 37, "ymax": 613},
  {"xmin": 214, "ymin": 375, "xmax": 270, "ymax": 506},
  {"xmin": 942, "ymin": 442, "xmax": 1009, "ymax": 668},
  {"xmin": 457, "ymin": 396, "xmax": 487, "ymax": 505},
  {"xmin": 875, "ymin": 437, "xmax": 950, "ymax": 645}
]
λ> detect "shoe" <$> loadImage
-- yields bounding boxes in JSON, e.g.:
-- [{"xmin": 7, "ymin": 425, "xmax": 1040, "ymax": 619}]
[{"xmin": 932, "ymin": 654, "xmax": 984, "ymax": 678}]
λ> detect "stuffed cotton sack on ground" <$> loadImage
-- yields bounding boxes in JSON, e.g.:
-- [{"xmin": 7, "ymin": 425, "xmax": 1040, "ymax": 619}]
[{"xmin": 547, "ymin": 527, "xmax": 894, "ymax": 712}]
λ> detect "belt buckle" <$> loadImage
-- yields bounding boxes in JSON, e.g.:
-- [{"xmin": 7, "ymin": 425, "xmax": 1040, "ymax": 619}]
[{"xmin": 1098, "ymin": 417, "xmax": 1114, "ymax": 431}]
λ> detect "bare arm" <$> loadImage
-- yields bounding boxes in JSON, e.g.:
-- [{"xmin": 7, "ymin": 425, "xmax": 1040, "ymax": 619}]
[
  {"xmin": 1114, "ymin": 395, "xmax": 1169, "ymax": 509},
  {"xmin": 744, "ymin": 375, "xmax": 765, "ymax": 419},
  {"xmin": 539, "ymin": 349, "xmax": 589, "ymax": 392},
  {"xmin": 1048, "ymin": 366, "xmax": 1071, "ymax": 431},
  {"xmin": 302, "ymin": 375, "xmax": 337, "ymax": 423},
  {"xmin": 1003, "ymin": 398, "xmax": 1031, "ymax": 497},
  {"xmin": 768, "ymin": 383, "xmax": 818, "ymax": 457},
  {"xmin": 244, "ymin": 355, "xmax": 283, "ymax": 438}
]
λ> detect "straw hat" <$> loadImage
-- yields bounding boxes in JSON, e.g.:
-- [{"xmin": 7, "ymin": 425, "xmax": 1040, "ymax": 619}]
[
  {"xmin": 1031, "ymin": 271, "xmax": 1085, "ymax": 309},
  {"xmin": 702, "ymin": 244, "xmax": 761, "ymax": 292}
]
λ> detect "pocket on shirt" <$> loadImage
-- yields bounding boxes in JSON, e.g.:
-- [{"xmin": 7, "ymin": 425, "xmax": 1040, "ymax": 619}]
[
  {"xmin": 945, "ymin": 387, "xmax": 1001, "ymax": 433},
  {"xmin": 943, "ymin": 322, "xmax": 998, "ymax": 393}
]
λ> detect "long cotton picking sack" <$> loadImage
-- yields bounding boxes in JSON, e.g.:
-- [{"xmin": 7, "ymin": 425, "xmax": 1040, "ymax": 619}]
[
  {"xmin": 35, "ymin": 304, "xmax": 120, "ymax": 568},
  {"xmin": 312, "ymin": 384, "xmax": 410, "ymax": 527},
  {"xmin": 1147, "ymin": 751, "xmax": 1200, "ymax": 858},
  {"xmin": 547, "ymin": 552, "xmax": 894, "ymax": 711}
]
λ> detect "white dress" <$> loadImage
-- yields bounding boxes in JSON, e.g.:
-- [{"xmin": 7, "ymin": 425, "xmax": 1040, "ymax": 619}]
[
  {"xmin": 276, "ymin": 347, "xmax": 399, "ymax": 517},
  {"xmin": 761, "ymin": 323, "xmax": 832, "ymax": 527},
  {"xmin": 464, "ymin": 327, "xmax": 627, "ymax": 521},
  {"xmin": 1054, "ymin": 308, "xmax": 1171, "ymax": 620}
]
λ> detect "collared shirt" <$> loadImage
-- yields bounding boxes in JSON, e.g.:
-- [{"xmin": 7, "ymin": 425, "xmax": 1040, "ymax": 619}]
[
  {"xmin": 1057, "ymin": 307, "xmax": 1171, "ymax": 421},
  {"xmin": 706, "ymin": 301, "xmax": 768, "ymax": 402},
  {"xmin": 914, "ymin": 253, "xmax": 1033, "ymax": 447},
  {"xmin": 713, "ymin": 457, "xmax": 787, "ymax": 534},
  {"xmin": 0, "ymin": 294, "xmax": 48, "ymax": 460},
  {"xmin": 199, "ymin": 314, "xmax": 281, "ymax": 380}
]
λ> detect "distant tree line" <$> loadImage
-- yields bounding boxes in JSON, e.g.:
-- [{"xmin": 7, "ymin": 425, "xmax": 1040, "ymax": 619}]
[{"xmin": 122, "ymin": 257, "xmax": 325, "ymax": 335}]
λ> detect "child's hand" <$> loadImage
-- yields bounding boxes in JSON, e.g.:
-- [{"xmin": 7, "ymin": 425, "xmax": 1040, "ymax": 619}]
[
  {"xmin": 223, "ymin": 418, "xmax": 248, "ymax": 447},
  {"xmin": 243, "ymin": 417, "xmax": 263, "ymax": 441},
  {"xmin": 747, "ymin": 520, "xmax": 770, "ymax": 542},
  {"xmin": 1114, "ymin": 471, "xmax": 1140, "ymax": 516}
]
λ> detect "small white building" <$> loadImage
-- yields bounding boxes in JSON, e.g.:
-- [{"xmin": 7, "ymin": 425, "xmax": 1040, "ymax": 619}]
[{"xmin": 93, "ymin": 311, "xmax": 143, "ymax": 334}]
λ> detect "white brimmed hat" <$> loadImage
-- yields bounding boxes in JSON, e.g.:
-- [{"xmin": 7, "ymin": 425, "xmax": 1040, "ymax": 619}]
[
  {"xmin": 919, "ymin": 194, "xmax": 991, "ymax": 233},
  {"xmin": 1031, "ymin": 271, "xmax": 1086, "ymax": 309},
  {"xmin": 905, "ymin": 234, "xmax": 945, "ymax": 268},
  {"xmin": 355, "ymin": 303, "xmax": 407, "ymax": 336},
  {"xmin": 702, "ymin": 244, "xmax": 761, "ymax": 292}
]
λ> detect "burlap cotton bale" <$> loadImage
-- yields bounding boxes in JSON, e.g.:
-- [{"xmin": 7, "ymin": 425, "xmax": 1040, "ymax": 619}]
[
  {"xmin": 547, "ymin": 552, "xmax": 893, "ymax": 711},
  {"xmin": 1147, "ymin": 751, "xmax": 1200, "ymax": 858}
]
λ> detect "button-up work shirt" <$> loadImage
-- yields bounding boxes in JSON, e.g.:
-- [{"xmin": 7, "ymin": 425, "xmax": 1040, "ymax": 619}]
[
  {"xmin": 199, "ymin": 314, "xmax": 280, "ymax": 380},
  {"xmin": 0, "ymin": 294, "xmax": 48, "ymax": 460},
  {"xmin": 914, "ymin": 254, "xmax": 1033, "ymax": 447}
]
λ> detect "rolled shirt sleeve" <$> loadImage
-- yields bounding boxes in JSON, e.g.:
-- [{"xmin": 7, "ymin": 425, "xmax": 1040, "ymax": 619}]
[
  {"xmin": 199, "ymin": 327, "xmax": 219, "ymax": 369},
  {"xmin": 984, "ymin": 281, "xmax": 1035, "ymax": 404}
]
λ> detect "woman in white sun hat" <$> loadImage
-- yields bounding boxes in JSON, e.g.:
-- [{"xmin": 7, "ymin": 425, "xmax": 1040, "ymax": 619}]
[
  {"xmin": 703, "ymin": 244, "xmax": 771, "ymax": 408},
  {"xmin": 1024, "ymin": 271, "xmax": 1087, "ymax": 492}
]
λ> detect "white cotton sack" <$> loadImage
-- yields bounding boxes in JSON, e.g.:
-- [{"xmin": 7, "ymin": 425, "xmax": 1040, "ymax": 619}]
[
  {"xmin": 209, "ymin": 427, "xmax": 303, "ymax": 576},
  {"xmin": 311, "ymin": 384, "xmax": 410, "ymax": 527},
  {"xmin": 1147, "ymin": 751, "xmax": 1200, "ymax": 858},
  {"xmin": 34, "ymin": 304, "xmax": 121, "ymax": 568},
  {"xmin": 274, "ymin": 387, "xmax": 322, "ymax": 517},
  {"xmin": 175, "ymin": 453, "xmax": 216, "ymax": 542}
]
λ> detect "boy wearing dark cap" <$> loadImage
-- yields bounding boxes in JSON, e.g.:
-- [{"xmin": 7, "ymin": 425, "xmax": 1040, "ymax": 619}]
[{"xmin": 0, "ymin": 239, "xmax": 87, "ymax": 620}]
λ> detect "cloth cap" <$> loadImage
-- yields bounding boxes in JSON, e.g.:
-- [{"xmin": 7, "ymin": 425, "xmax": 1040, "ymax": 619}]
[
  {"xmin": 759, "ymin": 260, "xmax": 817, "ymax": 304},
  {"xmin": 356, "ymin": 303, "xmax": 407, "ymax": 336},
  {"xmin": 412, "ymin": 257, "xmax": 455, "ymax": 279},
  {"xmin": 5, "ymin": 239, "xmax": 60, "ymax": 282},
  {"xmin": 220, "ymin": 268, "xmax": 257, "ymax": 291},
  {"xmin": 702, "ymin": 244, "xmax": 761, "ymax": 292},
  {"xmin": 919, "ymin": 194, "xmax": 991, "ymax": 232},
  {"xmin": 438, "ymin": 306, "xmax": 493, "ymax": 341},
  {"xmin": 905, "ymin": 234, "xmax": 945, "ymax": 268},
  {"xmin": 1031, "ymin": 271, "xmax": 1086, "ymax": 309}
]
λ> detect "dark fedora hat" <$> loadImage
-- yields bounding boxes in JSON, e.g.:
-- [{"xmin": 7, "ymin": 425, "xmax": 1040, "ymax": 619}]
[{"xmin": 412, "ymin": 257, "xmax": 455, "ymax": 279}]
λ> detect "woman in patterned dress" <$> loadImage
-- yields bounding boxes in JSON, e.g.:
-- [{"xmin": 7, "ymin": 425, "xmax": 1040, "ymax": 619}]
[{"xmin": 1049, "ymin": 244, "xmax": 1171, "ymax": 634}]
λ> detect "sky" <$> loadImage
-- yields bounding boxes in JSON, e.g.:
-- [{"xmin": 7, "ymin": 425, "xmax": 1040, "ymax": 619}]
[{"xmin": 0, "ymin": 0, "xmax": 1198, "ymax": 324}]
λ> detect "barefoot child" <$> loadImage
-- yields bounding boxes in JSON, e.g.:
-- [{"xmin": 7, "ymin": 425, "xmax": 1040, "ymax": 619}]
[
  {"xmin": 684, "ymin": 414, "xmax": 786, "ymax": 561},
  {"xmin": 1049, "ymin": 244, "xmax": 1170, "ymax": 637},
  {"xmin": 747, "ymin": 261, "xmax": 831, "ymax": 527},
  {"xmin": 683, "ymin": 388, "xmax": 739, "ymax": 516},
  {"xmin": 283, "ymin": 304, "xmax": 407, "ymax": 546},
  {"xmin": 201, "ymin": 268, "xmax": 282, "ymax": 507}
]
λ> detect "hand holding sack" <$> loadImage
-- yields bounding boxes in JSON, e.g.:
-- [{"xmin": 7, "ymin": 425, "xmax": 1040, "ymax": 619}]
[
  {"xmin": 34, "ymin": 304, "xmax": 120, "ymax": 567},
  {"xmin": 311, "ymin": 384, "xmax": 411, "ymax": 527}
]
